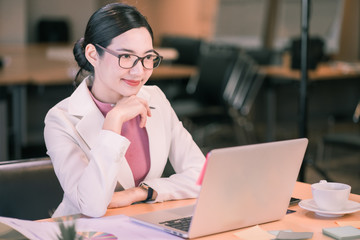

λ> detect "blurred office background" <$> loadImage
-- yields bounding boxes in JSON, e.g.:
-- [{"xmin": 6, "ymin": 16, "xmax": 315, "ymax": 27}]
[{"xmin": 0, "ymin": 0, "xmax": 359, "ymax": 200}]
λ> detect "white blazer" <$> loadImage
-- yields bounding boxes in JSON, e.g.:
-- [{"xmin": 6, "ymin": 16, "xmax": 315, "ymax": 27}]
[{"xmin": 44, "ymin": 78, "xmax": 205, "ymax": 218}]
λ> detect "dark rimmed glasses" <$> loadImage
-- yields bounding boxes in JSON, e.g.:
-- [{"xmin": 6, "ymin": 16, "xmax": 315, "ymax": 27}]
[{"xmin": 95, "ymin": 44, "xmax": 163, "ymax": 69}]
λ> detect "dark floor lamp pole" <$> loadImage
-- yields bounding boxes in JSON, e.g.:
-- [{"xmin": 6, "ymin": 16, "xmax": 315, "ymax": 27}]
[{"xmin": 298, "ymin": 0, "xmax": 310, "ymax": 182}]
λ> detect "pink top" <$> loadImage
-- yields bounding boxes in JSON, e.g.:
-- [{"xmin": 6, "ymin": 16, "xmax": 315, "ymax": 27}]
[{"xmin": 89, "ymin": 91, "xmax": 151, "ymax": 187}]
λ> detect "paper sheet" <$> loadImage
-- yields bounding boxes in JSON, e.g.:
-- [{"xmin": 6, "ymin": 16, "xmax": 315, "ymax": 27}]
[
  {"xmin": 0, "ymin": 215, "xmax": 181, "ymax": 240},
  {"xmin": 0, "ymin": 216, "xmax": 59, "ymax": 239},
  {"xmin": 233, "ymin": 225, "xmax": 274, "ymax": 240}
]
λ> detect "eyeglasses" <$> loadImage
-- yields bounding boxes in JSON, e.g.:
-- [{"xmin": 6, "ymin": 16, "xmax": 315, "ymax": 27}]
[{"xmin": 95, "ymin": 44, "xmax": 163, "ymax": 69}]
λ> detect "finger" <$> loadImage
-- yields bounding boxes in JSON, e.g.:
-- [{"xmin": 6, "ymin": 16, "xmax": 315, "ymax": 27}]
[
  {"xmin": 139, "ymin": 111, "xmax": 147, "ymax": 128},
  {"xmin": 136, "ymin": 98, "xmax": 152, "ymax": 117},
  {"xmin": 146, "ymin": 105, "xmax": 152, "ymax": 117}
]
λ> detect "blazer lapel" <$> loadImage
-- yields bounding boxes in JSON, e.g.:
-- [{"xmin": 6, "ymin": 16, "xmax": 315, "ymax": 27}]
[
  {"xmin": 76, "ymin": 109, "xmax": 104, "ymax": 149},
  {"xmin": 68, "ymin": 79, "xmax": 104, "ymax": 150}
]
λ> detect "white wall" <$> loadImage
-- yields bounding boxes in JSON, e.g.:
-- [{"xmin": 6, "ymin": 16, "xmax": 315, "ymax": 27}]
[
  {"xmin": 214, "ymin": 0, "xmax": 267, "ymax": 49},
  {"xmin": 0, "ymin": 0, "xmax": 27, "ymax": 44},
  {"xmin": 27, "ymin": 0, "xmax": 97, "ymax": 43},
  {"xmin": 0, "ymin": 0, "xmax": 97, "ymax": 44}
]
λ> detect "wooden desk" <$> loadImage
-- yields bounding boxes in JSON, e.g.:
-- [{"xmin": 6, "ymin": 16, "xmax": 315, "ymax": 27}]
[
  {"xmin": 0, "ymin": 44, "xmax": 196, "ymax": 160},
  {"xmin": 260, "ymin": 63, "xmax": 360, "ymax": 142},
  {"xmin": 262, "ymin": 62, "xmax": 360, "ymax": 81},
  {"xmin": 102, "ymin": 182, "xmax": 360, "ymax": 239}
]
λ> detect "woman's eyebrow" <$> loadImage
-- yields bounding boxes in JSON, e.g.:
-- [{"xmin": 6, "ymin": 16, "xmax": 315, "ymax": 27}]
[
  {"xmin": 115, "ymin": 48, "xmax": 158, "ymax": 54},
  {"xmin": 145, "ymin": 49, "xmax": 158, "ymax": 54},
  {"xmin": 115, "ymin": 48, "xmax": 134, "ymax": 53}
]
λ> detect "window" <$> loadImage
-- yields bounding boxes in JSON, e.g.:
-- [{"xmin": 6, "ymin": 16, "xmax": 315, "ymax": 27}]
[
  {"xmin": 273, "ymin": 0, "xmax": 344, "ymax": 54},
  {"xmin": 213, "ymin": 0, "xmax": 268, "ymax": 49}
]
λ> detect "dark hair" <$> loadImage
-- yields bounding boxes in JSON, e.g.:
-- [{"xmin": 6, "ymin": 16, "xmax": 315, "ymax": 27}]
[{"xmin": 73, "ymin": 3, "xmax": 153, "ymax": 84}]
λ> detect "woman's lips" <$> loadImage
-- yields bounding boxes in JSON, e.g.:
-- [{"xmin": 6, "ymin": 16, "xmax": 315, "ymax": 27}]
[{"xmin": 122, "ymin": 79, "xmax": 141, "ymax": 86}]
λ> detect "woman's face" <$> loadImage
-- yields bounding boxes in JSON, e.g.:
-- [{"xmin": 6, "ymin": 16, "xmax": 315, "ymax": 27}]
[{"xmin": 90, "ymin": 27, "xmax": 154, "ymax": 103}]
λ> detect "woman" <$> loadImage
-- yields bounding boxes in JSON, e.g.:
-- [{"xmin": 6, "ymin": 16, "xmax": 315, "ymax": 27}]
[{"xmin": 44, "ymin": 3, "xmax": 205, "ymax": 218}]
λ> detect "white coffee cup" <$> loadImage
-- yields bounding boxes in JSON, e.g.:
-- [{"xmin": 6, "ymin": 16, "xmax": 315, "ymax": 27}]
[{"xmin": 311, "ymin": 180, "xmax": 351, "ymax": 211}]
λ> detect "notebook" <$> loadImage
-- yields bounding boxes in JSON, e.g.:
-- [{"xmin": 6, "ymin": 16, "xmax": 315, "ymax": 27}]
[{"xmin": 131, "ymin": 138, "xmax": 308, "ymax": 239}]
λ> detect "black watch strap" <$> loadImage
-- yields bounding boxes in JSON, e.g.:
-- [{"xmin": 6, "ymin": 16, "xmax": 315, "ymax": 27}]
[
  {"xmin": 145, "ymin": 186, "xmax": 153, "ymax": 201},
  {"xmin": 140, "ymin": 183, "xmax": 153, "ymax": 201}
]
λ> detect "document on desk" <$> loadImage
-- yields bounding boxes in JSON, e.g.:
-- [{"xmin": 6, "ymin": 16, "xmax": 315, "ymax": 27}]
[
  {"xmin": 0, "ymin": 216, "xmax": 58, "ymax": 239},
  {"xmin": 0, "ymin": 214, "xmax": 181, "ymax": 240}
]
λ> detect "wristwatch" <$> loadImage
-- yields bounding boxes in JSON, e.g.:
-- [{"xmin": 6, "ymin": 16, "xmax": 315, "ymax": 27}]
[{"xmin": 139, "ymin": 182, "xmax": 154, "ymax": 202}]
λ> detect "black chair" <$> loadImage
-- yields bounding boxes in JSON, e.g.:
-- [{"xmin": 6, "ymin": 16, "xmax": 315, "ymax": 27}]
[
  {"xmin": 225, "ymin": 51, "xmax": 265, "ymax": 144},
  {"xmin": 317, "ymin": 100, "xmax": 360, "ymax": 164},
  {"xmin": 290, "ymin": 37, "xmax": 325, "ymax": 70},
  {"xmin": 155, "ymin": 35, "xmax": 203, "ymax": 100},
  {"xmin": 0, "ymin": 157, "xmax": 63, "ymax": 220},
  {"xmin": 245, "ymin": 48, "xmax": 279, "ymax": 66},
  {"xmin": 170, "ymin": 42, "xmax": 240, "ymax": 147},
  {"xmin": 37, "ymin": 19, "xmax": 70, "ymax": 43},
  {"xmin": 171, "ymin": 43, "xmax": 238, "ymax": 115},
  {"xmin": 160, "ymin": 35, "xmax": 203, "ymax": 66}
]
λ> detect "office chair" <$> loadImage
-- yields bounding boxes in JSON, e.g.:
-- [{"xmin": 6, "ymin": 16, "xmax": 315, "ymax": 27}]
[
  {"xmin": 225, "ymin": 51, "xmax": 265, "ymax": 145},
  {"xmin": 316, "ymin": 99, "xmax": 360, "ymax": 165},
  {"xmin": 0, "ymin": 157, "xmax": 63, "ymax": 220},
  {"xmin": 160, "ymin": 35, "xmax": 203, "ymax": 66},
  {"xmin": 37, "ymin": 19, "xmax": 70, "ymax": 43},
  {"xmin": 290, "ymin": 37, "xmax": 325, "ymax": 70},
  {"xmin": 170, "ymin": 42, "xmax": 239, "ymax": 147},
  {"xmin": 156, "ymin": 35, "xmax": 204, "ymax": 100}
]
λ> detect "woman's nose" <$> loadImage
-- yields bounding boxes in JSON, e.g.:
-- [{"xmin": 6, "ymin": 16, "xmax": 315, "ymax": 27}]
[{"xmin": 129, "ymin": 60, "xmax": 144, "ymax": 75}]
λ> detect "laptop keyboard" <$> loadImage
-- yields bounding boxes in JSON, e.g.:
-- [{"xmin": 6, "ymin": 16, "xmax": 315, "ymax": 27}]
[{"xmin": 159, "ymin": 216, "xmax": 192, "ymax": 232}]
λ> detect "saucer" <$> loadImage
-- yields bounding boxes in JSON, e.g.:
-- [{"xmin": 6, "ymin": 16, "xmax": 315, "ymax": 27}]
[{"xmin": 299, "ymin": 199, "xmax": 360, "ymax": 217}]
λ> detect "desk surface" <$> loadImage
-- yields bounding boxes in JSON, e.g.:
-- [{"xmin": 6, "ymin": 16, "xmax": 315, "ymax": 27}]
[
  {"xmin": 262, "ymin": 62, "xmax": 360, "ymax": 81},
  {"xmin": 104, "ymin": 182, "xmax": 360, "ymax": 239},
  {"xmin": 0, "ymin": 44, "xmax": 196, "ymax": 86}
]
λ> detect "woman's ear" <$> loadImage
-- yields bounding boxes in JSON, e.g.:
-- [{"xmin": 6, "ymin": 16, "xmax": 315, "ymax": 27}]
[{"xmin": 85, "ymin": 43, "xmax": 98, "ymax": 67}]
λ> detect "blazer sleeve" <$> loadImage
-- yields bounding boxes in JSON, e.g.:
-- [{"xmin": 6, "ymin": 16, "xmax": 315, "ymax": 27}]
[
  {"xmin": 44, "ymin": 104, "xmax": 130, "ymax": 217},
  {"xmin": 142, "ymin": 86, "xmax": 206, "ymax": 202}
]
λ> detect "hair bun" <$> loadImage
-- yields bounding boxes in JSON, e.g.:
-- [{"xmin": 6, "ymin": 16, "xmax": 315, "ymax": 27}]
[{"xmin": 73, "ymin": 38, "xmax": 93, "ymax": 72}]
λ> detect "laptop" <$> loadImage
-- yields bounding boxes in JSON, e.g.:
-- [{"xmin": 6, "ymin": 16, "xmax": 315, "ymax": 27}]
[{"xmin": 131, "ymin": 138, "xmax": 308, "ymax": 238}]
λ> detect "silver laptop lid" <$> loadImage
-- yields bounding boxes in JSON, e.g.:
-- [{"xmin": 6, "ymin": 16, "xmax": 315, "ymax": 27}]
[{"xmin": 188, "ymin": 138, "xmax": 308, "ymax": 238}]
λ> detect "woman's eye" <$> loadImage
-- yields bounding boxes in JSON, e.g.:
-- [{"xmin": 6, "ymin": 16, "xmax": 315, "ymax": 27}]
[{"xmin": 121, "ymin": 54, "xmax": 131, "ymax": 59}]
